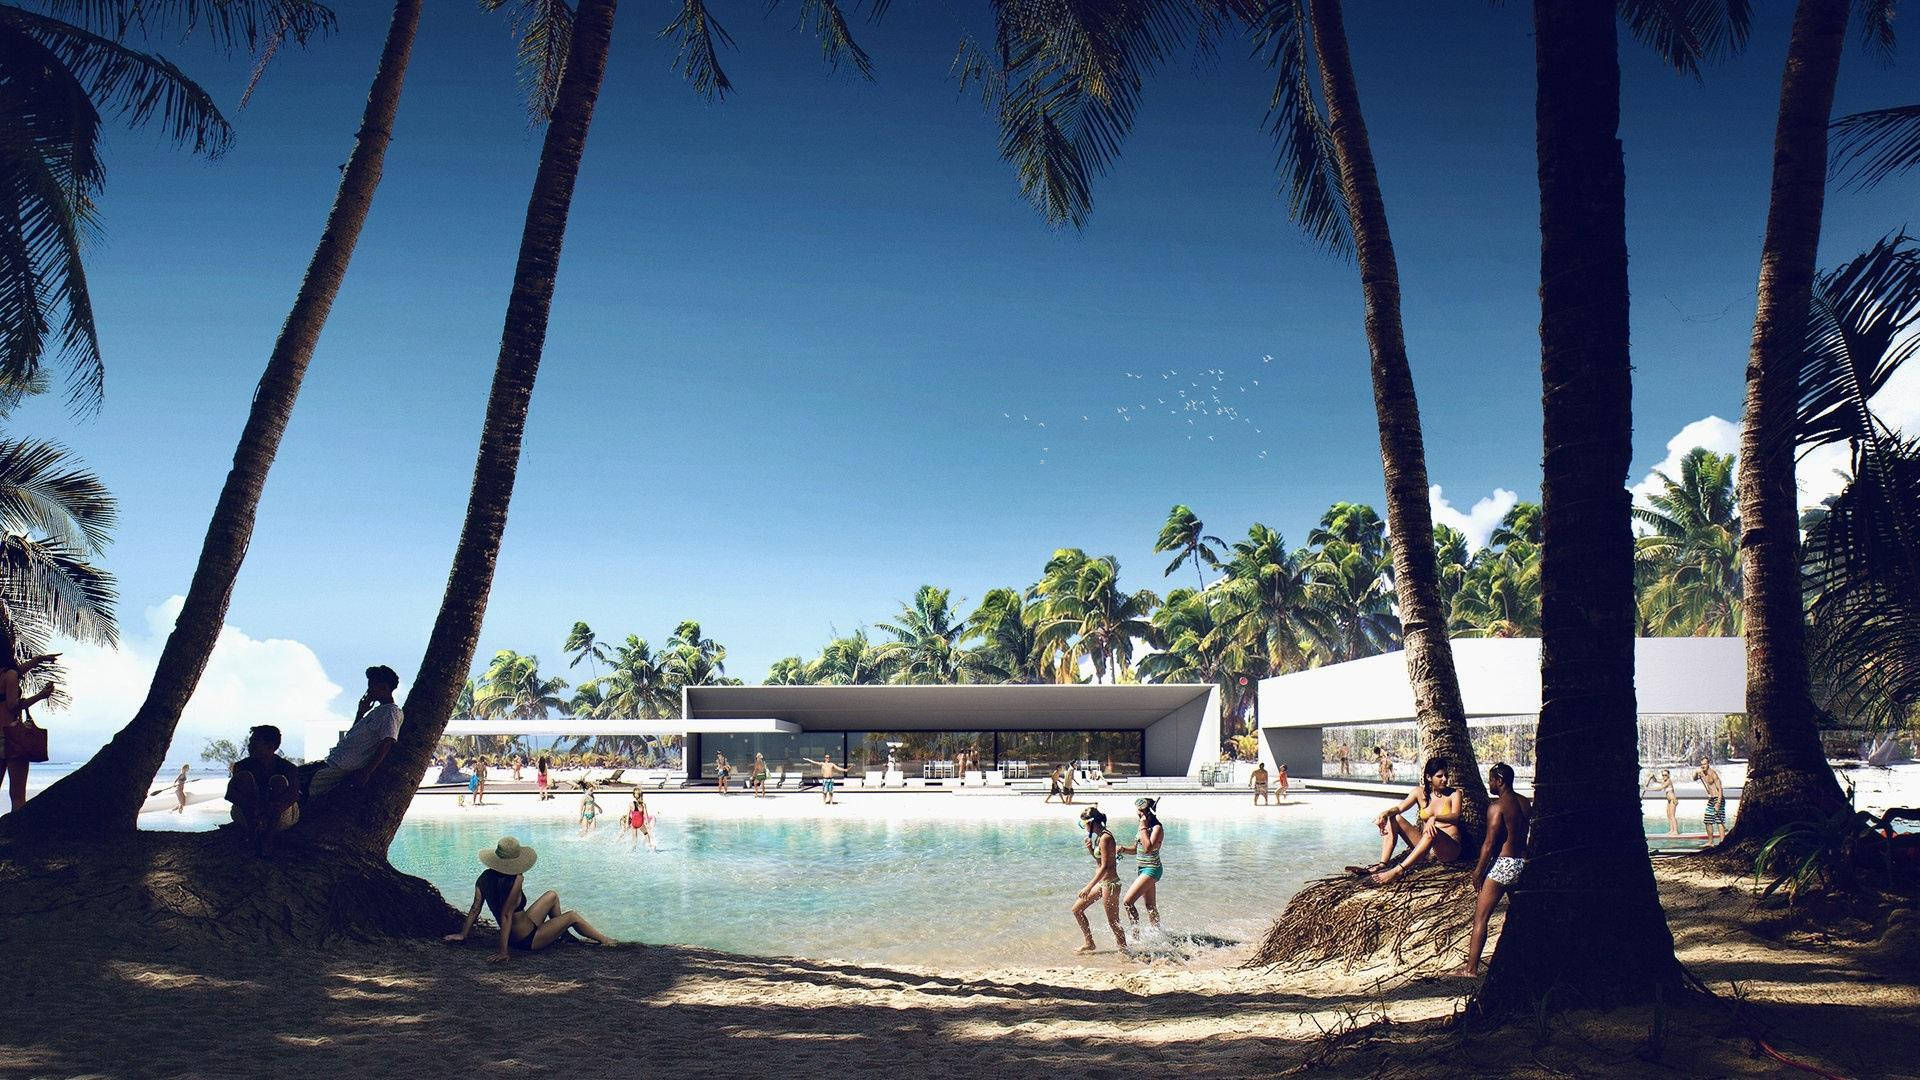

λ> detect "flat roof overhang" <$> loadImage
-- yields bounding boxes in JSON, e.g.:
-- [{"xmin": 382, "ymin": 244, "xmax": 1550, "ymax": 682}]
[
  {"xmin": 1257, "ymin": 637, "xmax": 1746, "ymax": 729},
  {"xmin": 445, "ymin": 718, "xmax": 799, "ymax": 737},
  {"xmin": 682, "ymin": 683, "xmax": 1216, "ymax": 731}
]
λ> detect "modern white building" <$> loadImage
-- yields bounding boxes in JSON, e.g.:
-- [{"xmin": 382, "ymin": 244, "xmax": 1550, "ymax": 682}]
[{"xmin": 1255, "ymin": 637, "xmax": 1747, "ymax": 776}]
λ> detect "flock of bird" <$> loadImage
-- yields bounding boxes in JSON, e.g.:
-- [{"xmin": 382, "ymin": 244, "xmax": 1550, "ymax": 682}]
[{"xmin": 1000, "ymin": 355, "xmax": 1277, "ymax": 465}]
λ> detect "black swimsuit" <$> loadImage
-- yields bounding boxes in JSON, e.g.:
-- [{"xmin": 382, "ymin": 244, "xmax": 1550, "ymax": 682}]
[{"xmin": 477, "ymin": 869, "xmax": 534, "ymax": 949}]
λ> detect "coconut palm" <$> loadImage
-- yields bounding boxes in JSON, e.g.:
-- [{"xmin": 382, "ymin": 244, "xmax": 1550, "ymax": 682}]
[
  {"xmin": 1723, "ymin": 0, "xmax": 1898, "ymax": 853},
  {"xmin": 1036, "ymin": 555, "xmax": 1158, "ymax": 683},
  {"xmin": 12, "ymin": 0, "xmax": 407, "ymax": 834},
  {"xmin": 564, "ymin": 621, "xmax": 608, "ymax": 674},
  {"xmin": 664, "ymin": 620, "xmax": 732, "ymax": 690},
  {"xmin": 0, "ymin": 433, "xmax": 118, "ymax": 695},
  {"xmin": 1302, "ymin": 512, "xmax": 1397, "ymax": 662},
  {"xmin": 967, "ymin": 587, "xmax": 1051, "ymax": 683},
  {"xmin": 1633, "ymin": 448, "xmax": 1741, "ymax": 636},
  {"xmin": 598, "ymin": 635, "xmax": 675, "ymax": 718},
  {"xmin": 809, "ymin": 629, "xmax": 893, "ymax": 685},
  {"xmin": 474, "ymin": 651, "xmax": 569, "ymax": 722},
  {"xmin": 1213, "ymin": 523, "xmax": 1324, "ymax": 674},
  {"xmin": 1139, "ymin": 586, "xmax": 1251, "ymax": 739},
  {"xmin": 1450, "ymin": 538, "xmax": 1541, "ymax": 640},
  {"xmin": 1153, "ymin": 504, "xmax": 1227, "ymax": 591},
  {"xmin": 875, "ymin": 585, "xmax": 973, "ymax": 684},
  {"xmin": 763, "ymin": 656, "xmax": 811, "ymax": 685}
]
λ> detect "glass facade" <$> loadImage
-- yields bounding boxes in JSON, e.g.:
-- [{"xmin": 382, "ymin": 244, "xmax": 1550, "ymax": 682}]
[{"xmin": 689, "ymin": 729, "xmax": 1147, "ymax": 781}]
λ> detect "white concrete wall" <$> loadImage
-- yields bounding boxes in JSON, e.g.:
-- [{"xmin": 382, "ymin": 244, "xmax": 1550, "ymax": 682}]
[{"xmin": 1144, "ymin": 685, "xmax": 1221, "ymax": 777}]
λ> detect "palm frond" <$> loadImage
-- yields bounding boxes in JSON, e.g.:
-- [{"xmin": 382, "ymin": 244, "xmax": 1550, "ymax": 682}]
[
  {"xmin": 0, "ymin": 437, "xmax": 114, "ymax": 552},
  {"xmin": 660, "ymin": 0, "xmax": 736, "ymax": 100},
  {"xmin": 1855, "ymin": 0, "xmax": 1897, "ymax": 63},
  {"xmin": 1249, "ymin": 0, "xmax": 1348, "ymax": 255},
  {"xmin": 1831, "ymin": 105, "xmax": 1920, "ymax": 192},
  {"xmin": 482, "ymin": 0, "xmax": 574, "ymax": 124},
  {"xmin": 772, "ymin": 0, "xmax": 874, "ymax": 79},
  {"xmin": 1798, "ymin": 232, "xmax": 1920, "ymax": 453},
  {"xmin": 34, "ymin": 1, "xmax": 335, "ymax": 55},
  {"xmin": 0, "ymin": 531, "xmax": 116, "ymax": 645},
  {"xmin": 1616, "ymin": 0, "xmax": 1751, "ymax": 78}
]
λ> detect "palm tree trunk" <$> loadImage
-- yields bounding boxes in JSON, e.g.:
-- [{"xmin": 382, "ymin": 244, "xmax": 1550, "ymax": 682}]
[
  {"xmin": 1477, "ymin": 0, "xmax": 1681, "ymax": 1014},
  {"xmin": 1722, "ymin": 0, "xmax": 1851, "ymax": 851},
  {"xmin": 305, "ymin": 0, "xmax": 620, "ymax": 854},
  {"xmin": 1305, "ymin": 0, "xmax": 1487, "ymax": 830},
  {"xmin": 6, "ymin": 0, "xmax": 425, "ymax": 834}
]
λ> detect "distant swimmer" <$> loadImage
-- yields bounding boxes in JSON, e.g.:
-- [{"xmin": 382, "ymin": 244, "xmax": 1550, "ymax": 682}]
[{"xmin": 1451, "ymin": 763, "xmax": 1531, "ymax": 977}]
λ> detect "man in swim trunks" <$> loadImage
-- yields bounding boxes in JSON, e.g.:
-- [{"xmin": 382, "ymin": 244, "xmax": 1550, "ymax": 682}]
[
  {"xmin": 1693, "ymin": 757, "xmax": 1726, "ymax": 843},
  {"xmin": 1451, "ymin": 762, "xmax": 1530, "ymax": 977},
  {"xmin": 1251, "ymin": 762, "xmax": 1271, "ymax": 806},
  {"xmin": 800, "ymin": 755, "xmax": 843, "ymax": 804}
]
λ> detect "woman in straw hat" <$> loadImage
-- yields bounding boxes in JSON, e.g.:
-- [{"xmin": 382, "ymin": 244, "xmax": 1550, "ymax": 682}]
[{"xmin": 444, "ymin": 836, "xmax": 616, "ymax": 962}]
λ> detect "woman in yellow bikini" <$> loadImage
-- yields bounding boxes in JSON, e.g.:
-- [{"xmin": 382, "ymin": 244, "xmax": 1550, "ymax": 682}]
[
  {"xmin": 1349, "ymin": 757, "xmax": 1464, "ymax": 885},
  {"xmin": 1070, "ymin": 805, "xmax": 1128, "ymax": 955}
]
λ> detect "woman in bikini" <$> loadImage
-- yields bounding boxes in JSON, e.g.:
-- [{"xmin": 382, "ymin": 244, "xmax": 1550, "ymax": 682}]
[
  {"xmin": 445, "ymin": 836, "xmax": 616, "ymax": 962},
  {"xmin": 1070, "ymin": 805, "xmax": 1128, "ymax": 954},
  {"xmin": 1642, "ymin": 768, "xmax": 1680, "ymax": 835},
  {"xmin": 536, "ymin": 755, "xmax": 551, "ymax": 801},
  {"xmin": 1353, "ymin": 757, "xmax": 1464, "ymax": 886},
  {"xmin": 579, "ymin": 783, "xmax": 600, "ymax": 835},
  {"xmin": 0, "ymin": 635, "xmax": 57, "ymax": 814},
  {"xmin": 1117, "ymin": 797, "xmax": 1165, "ymax": 937}
]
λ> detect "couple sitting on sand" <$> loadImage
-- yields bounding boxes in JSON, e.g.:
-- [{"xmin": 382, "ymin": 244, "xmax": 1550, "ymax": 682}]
[
  {"xmin": 1346, "ymin": 757, "xmax": 1532, "ymax": 977},
  {"xmin": 225, "ymin": 665, "xmax": 404, "ymax": 855}
]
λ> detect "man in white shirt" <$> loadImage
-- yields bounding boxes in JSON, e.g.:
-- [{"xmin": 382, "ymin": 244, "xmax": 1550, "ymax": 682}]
[{"xmin": 307, "ymin": 665, "xmax": 404, "ymax": 799}]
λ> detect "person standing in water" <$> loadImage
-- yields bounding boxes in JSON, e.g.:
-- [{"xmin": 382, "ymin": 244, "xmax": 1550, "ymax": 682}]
[
  {"xmin": 628, "ymin": 791, "xmax": 656, "ymax": 852},
  {"xmin": 579, "ymin": 783, "xmax": 600, "ymax": 835},
  {"xmin": 1117, "ymin": 797, "xmax": 1165, "ymax": 938},
  {"xmin": 1642, "ymin": 768, "xmax": 1679, "ymax": 835},
  {"xmin": 1693, "ymin": 757, "xmax": 1726, "ymax": 843},
  {"xmin": 1070, "ymin": 805, "xmax": 1127, "ymax": 955},
  {"xmin": 1451, "ymin": 762, "xmax": 1531, "ymax": 977},
  {"xmin": 172, "ymin": 763, "xmax": 191, "ymax": 812}
]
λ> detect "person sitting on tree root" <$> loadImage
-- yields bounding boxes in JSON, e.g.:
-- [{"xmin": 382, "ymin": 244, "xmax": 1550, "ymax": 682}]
[
  {"xmin": 1450, "ymin": 762, "xmax": 1530, "ymax": 977},
  {"xmin": 1348, "ymin": 756, "xmax": 1464, "ymax": 885},
  {"xmin": 303, "ymin": 665, "xmax": 403, "ymax": 800},
  {"xmin": 227, "ymin": 725, "xmax": 300, "ymax": 856}
]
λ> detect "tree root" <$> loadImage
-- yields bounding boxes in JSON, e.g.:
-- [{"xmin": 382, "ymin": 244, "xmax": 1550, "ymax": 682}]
[
  {"xmin": 1246, "ymin": 864, "xmax": 1474, "ymax": 972},
  {"xmin": 0, "ymin": 828, "xmax": 459, "ymax": 946}
]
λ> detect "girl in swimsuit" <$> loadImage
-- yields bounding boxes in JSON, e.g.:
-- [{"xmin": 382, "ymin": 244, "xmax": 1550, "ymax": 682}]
[
  {"xmin": 579, "ymin": 785, "xmax": 600, "ymax": 835},
  {"xmin": 1117, "ymin": 797, "xmax": 1165, "ymax": 936},
  {"xmin": 446, "ymin": 836, "xmax": 616, "ymax": 962},
  {"xmin": 1070, "ymin": 805, "xmax": 1128, "ymax": 954},
  {"xmin": 629, "ymin": 792, "xmax": 656, "ymax": 851}
]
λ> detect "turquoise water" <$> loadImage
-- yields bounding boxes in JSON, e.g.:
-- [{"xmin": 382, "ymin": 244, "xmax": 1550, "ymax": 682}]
[{"xmin": 387, "ymin": 804, "xmax": 1384, "ymax": 966}]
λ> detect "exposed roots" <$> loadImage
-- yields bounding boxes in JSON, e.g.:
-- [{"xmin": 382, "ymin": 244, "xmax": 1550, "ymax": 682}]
[
  {"xmin": 1247, "ymin": 864, "xmax": 1474, "ymax": 972},
  {"xmin": 0, "ymin": 828, "xmax": 459, "ymax": 946}
]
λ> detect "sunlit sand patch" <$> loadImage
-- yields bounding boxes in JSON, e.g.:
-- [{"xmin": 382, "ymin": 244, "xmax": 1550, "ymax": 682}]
[
  {"xmin": 338, "ymin": 1012, "xmax": 438, "ymax": 1027},
  {"xmin": 330, "ymin": 971, "xmax": 433, "ymax": 991},
  {"xmin": 112, "ymin": 962, "xmax": 261, "ymax": 992},
  {"xmin": 479, "ymin": 975, "xmax": 586, "ymax": 994},
  {"xmin": 274, "ymin": 1034, "xmax": 333, "ymax": 1048},
  {"xmin": 328, "ymin": 987, "xmax": 408, "ymax": 1002}
]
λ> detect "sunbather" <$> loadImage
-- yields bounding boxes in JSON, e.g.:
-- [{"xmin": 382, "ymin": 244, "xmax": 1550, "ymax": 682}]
[
  {"xmin": 1350, "ymin": 757, "xmax": 1464, "ymax": 885},
  {"xmin": 445, "ymin": 837, "xmax": 616, "ymax": 962}
]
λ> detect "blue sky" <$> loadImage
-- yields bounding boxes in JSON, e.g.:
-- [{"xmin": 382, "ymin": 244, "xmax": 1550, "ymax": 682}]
[{"xmin": 24, "ymin": 3, "xmax": 1920, "ymax": 757}]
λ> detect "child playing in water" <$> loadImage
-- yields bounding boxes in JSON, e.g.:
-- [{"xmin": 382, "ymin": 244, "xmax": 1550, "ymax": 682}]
[
  {"xmin": 579, "ymin": 784, "xmax": 600, "ymax": 835},
  {"xmin": 629, "ymin": 792, "xmax": 657, "ymax": 852}
]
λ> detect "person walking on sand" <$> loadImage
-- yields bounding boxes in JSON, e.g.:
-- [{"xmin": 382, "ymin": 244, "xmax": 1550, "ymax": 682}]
[
  {"xmin": 1451, "ymin": 762, "xmax": 1531, "ymax": 977},
  {"xmin": 1276, "ymin": 764, "xmax": 1290, "ymax": 803},
  {"xmin": 0, "ymin": 637, "xmax": 58, "ymax": 815},
  {"xmin": 172, "ymin": 763, "xmax": 191, "ymax": 812},
  {"xmin": 1071, "ymin": 806, "xmax": 1127, "ymax": 955},
  {"xmin": 1046, "ymin": 766, "xmax": 1063, "ymax": 804},
  {"xmin": 1350, "ymin": 757, "xmax": 1464, "ymax": 885},
  {"xmin": 1642, "ymin": 768, "xmax": 1679, "ymax": 836},
  {"xmin": 714, "ymin": 752, "xmax": 731, "ymax": 795},
  {"xmin": 1251, "ymin": 762, "xmax": 1271, "ymax": 806},
  {"xmin": 305, "ymin": 666, "xmax": 403, "ymax": 800},
  {"xmin": 579, "ymin": 783, "xmax": 600, "ymax": 835},
  {"xmin": 536, "ymin": 755, "xmax": 551, "ymax": 801},
  {"xmin": 751, "ymin": 753, "xmax": 769, "ymax": 798},
  {"xmin": 1693, "ymin": 757, "xmax": 1726, "ymax": 843},
  {"xmin": 1117, "ymin": 798, "xmax": 1165, "ymax": 938},
  {"xmin": 474, "ymin": 756, "xmax": 490, "ymax": 806},
  {"xmin": 800, "ymin": 755, "xmax": 842, "ymax": 804},
  {"xmin": 446, "ymin": 837, "xmax": 617, "ymax": 963},
  {"xmin": 1061, "ymin": 766, "xmax": 1076, "ymax": 806}
]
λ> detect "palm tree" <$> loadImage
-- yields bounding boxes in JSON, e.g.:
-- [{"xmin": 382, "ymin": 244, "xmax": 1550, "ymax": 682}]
[
  {"xmin": 474, "ymin": 650, "xmax": 569, "ymax": 721},
  {"xmin": 1214, "ymin": 523, "xmax": 1322, "ymax": 674},
  {"xmin": 875, "ymin": 585, "xmax": 973, "ymax": 684},
  {"xmin": 664, "ymin": 620, "xmax": 731, "ymax": 692},
  {"xmin": 0, "ymin": 433, "xmax": 118, "ymax": 697},
  {"xmin": 808, "ymin": 629, "xmax": 893, "ymax": 685},
  {"xmin": 1037, "ymin": 555, "xmax": 1158, "ymax": 683},
  {"xmin": 564, "ymin": 621, "xmax": 608, "ymax": 675},
  {"xmin": 1724, "ymin": 0, "xmax": 1894, "ymax": 849},
  {"xmin": 15, "ymin": 0, "xmax": 429, "ymax": 833},
  {"xmin": 1302, "ymin": 514, "xmax": 1397, "ymax": 663},
  {"xmin": 1633, "ymin": 447, "xmax": 1741, "ymax": 635},
  {"xmin": 335, "ymin": 0, "xmax": 625, "ymax": 852},
  {"xmin": 1139, "ymin": 586, "xmax": 1251, "ymax": 741},
  {"xmin": 967, "ymin": 587, "xmax": 1049, "ymax": 682},
  {"xmin": 763, "ymin": 656, "xmax": 811, "ymax": 685},
  {"xmin": 1478, "ymin": 0, "xmax": 1695, "ymax": 1015},
  {"xmin": 1153, "ymin": 505, "xmax": 1226, "ymax": 592},
  {"xmin": 1450, "ymin": 537, "xmax": 1541, "ymax": 640},
  {"xmin": 598, "ymin": 635, "xmax": 674, "ymax": 718}
]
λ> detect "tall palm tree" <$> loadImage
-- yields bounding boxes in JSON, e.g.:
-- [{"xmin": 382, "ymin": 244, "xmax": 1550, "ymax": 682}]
[
  {"xmin": 1450, "ymin": 537, "xmax": 1541, "ymax": 640},
  {"xmin": 0, "ymin": 431, "xmax": 118, "ymax": 705},
  {"xmin": 474, "ymin": 650, "xmax": 569, "ymax": 721},
  {"xmin": 1722, "ymin": 0, "xmax": 1893, "ymax": 849},
  {"xmin": 563, "ymin": 620, "xmax": 607, "ymax": 675},
  {"xmin": 1214, "ymin": 523, "xmax": 1322, "ymax": 674},
  {"xmin": 1478, "ymin": 0, "xmax": 1689, "ymax": 1015},
  {"xmin": 1038, "ymin": 555, "xmax": 1158, "ymax": 683},
  {"xmin": 967, "ymin": 587, "xmax": 1049, "ymax": 682},
  {"xmin": 763, "ymin": 656, "xmax": 811, "ymax": 685},
  {"xmin": 1153, "ymin": 504, "xmax": 1226, "ymax": 592},
  {"xmin": 333, "ymin": 0, "xmax": 624, "ymax": 852},
  {"xmin": 1303, "ymin": 515, "xmax": 1398, "ymax": 662},
  {"xmin": 597, "ymin": 635, "xmax": 674, "ymax": 718},
  {"xmin": 808, "ymin": 629, "xmax": 893, "ymax": 685},
  {"xmin": 664, "ymin": 619, "xmax": 731, "ymax": 692},
  {"xmin": 875, "ymin": 585, "xmax": 972, "ymax": 684},
  {"xmin": 1633, "ymin": 448, "xmax": 1741, "ymax": 636},
  {"xmin": 17, "ymin": 0, "xmax": 429, "ymax": 834},
  {"xmin": 1139, "ymin": 586, "xmax": 1250, "ymax": 740}
]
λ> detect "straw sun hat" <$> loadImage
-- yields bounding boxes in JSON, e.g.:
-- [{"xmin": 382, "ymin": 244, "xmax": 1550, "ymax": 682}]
[{"xmin": 479, "ymin": 836, "xmax": 537, "ymax": 875}]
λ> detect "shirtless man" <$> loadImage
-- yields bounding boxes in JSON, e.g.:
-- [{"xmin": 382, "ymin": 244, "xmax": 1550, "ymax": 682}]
[
  {"xmin": 1451, "ymin": 762, "xmax": 1531, "ymax": 977},
  {"xmin": 1251, "ymin": 762, "xmax": 1271, "ymax": 806},
  {"xmin": 1693, "ymin": 757, "xmax": 1726, "ymax": 842},
  {"xmin": 800, "ymin": 755, "xmax": 843, "ymax": 804},
  {"xmin": 1338, "ymin": 744, "xmax": 1352, "ymax": 777},
  {"xmin": 1375, "ymin": 745, "xmax": 1394, "ymax": 784}
]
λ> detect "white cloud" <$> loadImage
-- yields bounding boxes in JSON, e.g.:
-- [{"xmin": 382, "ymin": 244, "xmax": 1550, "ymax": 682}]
[
  {"xmin": 50, "ymin": 596, "xmax": 348, "ymax": 765},
  {"xmin": 1428, "ymin": 486, "xmax": 1519, "ymax": 551}
]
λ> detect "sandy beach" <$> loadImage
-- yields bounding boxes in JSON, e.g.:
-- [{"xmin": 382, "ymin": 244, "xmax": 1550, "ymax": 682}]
[{"xmin": 4, "ymin": 849, "xmax": 1915, "ymax": 1079}]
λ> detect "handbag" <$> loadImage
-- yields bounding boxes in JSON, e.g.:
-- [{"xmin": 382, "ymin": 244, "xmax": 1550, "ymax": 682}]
[{"xmin": 4, "ymin": 707, "xmax": 49, "ymax": 763}]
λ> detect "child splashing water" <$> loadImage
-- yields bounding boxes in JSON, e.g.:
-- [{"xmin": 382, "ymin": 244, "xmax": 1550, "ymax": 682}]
[
  {"xmin": 579, "ymin": 783, "xmax": 600, "ymax": 836},
  {"xmin": 1117, "ymin": 797, "xmax": 1165, "ymax": 945},
  {"xmin": 628, "ymin": 791, "xmax": 657, "ymax": 852}
]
